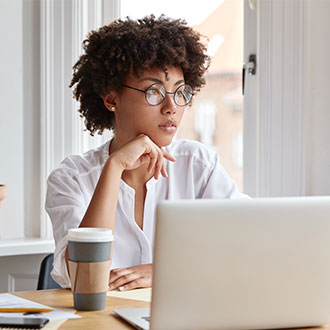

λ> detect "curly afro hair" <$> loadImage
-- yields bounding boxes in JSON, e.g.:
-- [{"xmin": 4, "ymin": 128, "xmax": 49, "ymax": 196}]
[{"xmin": 70, "ymin": 15, "xmax": 210, "ymax": 135}]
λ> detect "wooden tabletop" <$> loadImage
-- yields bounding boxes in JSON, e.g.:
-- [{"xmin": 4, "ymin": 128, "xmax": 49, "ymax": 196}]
[
  {"xmin": 12, "ymin": 289, "xmax": 330, "ymax": 330},
  {"xmin": 14, "ymin": 289, "xmax": 149, "ymax": 329}
]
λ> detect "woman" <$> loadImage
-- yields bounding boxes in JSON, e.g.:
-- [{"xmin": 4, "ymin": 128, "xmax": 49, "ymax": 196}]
[{"xmin": 46, "ymin": 15, "xmax": 248, "ymax": 291}]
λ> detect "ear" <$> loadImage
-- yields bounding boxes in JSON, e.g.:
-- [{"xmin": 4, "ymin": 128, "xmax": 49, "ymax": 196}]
[{"xmin": 102, "ymin": 92, "xmax": 117, "ymax": 112}]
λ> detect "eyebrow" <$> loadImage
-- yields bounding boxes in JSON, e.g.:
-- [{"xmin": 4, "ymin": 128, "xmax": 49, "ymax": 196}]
[{"xmin": 139, "ymin": 77, "xmax": 185, "ymax": 86}]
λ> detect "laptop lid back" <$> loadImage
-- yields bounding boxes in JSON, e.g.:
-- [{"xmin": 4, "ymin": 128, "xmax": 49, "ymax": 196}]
[{"xmin": 150, "ymin": 197, "xmax": 330, "ymax": 330}]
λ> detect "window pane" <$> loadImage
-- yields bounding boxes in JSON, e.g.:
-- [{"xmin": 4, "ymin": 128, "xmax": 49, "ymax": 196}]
[{"xmin": 121, "ymin": 0, "xmax": 243, "ymax": 190}]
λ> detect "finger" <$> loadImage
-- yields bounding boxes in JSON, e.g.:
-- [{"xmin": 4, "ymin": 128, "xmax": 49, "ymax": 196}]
[
  {"xmin": 138, "ymin": 154, "xmax": 150, "ymax": 167},
  {"xmin": 158, "ymin": 153, "xmax": 167, "ymax": 179},
  {"xmin": 109, "ymin": 268, "xmax": 132, "ymax": 284},
  {"xmin": 157, "ymin": 148, "xmax": 168, "ymax": 178},
  {"xmin": 140, "ymin": 135, "xmax": 154, "ymax": 164},
  {"xmin": 118, "ymin": 278, "xmax": 148, "ymax": 291},
  {"xmin": 147, "ymin": 146, "xmax": 158, "ymax": 173},
  {"xmin": 147, "ymin": 156, "xmax": 156, "ymax": 174},
  {"xmin": 154, "ymin": 163, "xmax": 161, "ymax": 180},
  {"xmin": 153, "ymin": 150, "xmax": 163, "ymax": 180},
  {"xmin": 160, "ymin": 161, "xmax": 168, "ymax": 178},
  {"xmin": 109, "ymin": 272, "xmax": 140, "ymax": 291},
  {"xmin": 162, "ymin": 149, "xmax": 176, "ymax": 162}
]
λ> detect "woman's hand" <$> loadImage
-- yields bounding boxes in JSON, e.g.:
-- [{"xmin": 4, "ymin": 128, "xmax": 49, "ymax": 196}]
[
  {"xmin": 109, "ymin": 264, "xmax": 152, "ymax": 291},
  {"xmin": 110, "ymin": 134, "xmax": 176, "ymax": 180},
  {"xmin": 0, "ymin": 185, "xmax": 7, "ymax": 207}
]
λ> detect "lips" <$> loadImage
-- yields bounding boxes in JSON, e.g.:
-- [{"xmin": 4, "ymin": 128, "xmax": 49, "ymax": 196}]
[
  {"xmin": 158, "ymin": 120, "xmax": 177, "ymax": 134},
  {"xmin": 159, "ymin": 120, "xmax": 177, "ymax": 128}
]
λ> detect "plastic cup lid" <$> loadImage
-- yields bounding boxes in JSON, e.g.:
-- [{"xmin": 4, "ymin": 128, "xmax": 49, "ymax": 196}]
[{"xmin": 67, "ymin": 227, "xmax": 114, "ymax": 242}]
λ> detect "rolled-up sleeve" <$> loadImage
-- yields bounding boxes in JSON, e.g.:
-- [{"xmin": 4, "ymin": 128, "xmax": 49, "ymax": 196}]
[{"xmin": 45, "ymin": 169, "xmax": 87, "ymax": 288}]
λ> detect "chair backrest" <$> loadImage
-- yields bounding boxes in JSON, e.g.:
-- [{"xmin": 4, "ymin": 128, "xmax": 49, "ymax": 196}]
[{"xmin": 37, "ymin": 253, "xmax": 61, "ymax": 290}]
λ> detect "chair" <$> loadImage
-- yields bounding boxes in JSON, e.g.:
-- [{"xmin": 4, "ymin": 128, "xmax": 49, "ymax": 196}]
[{"xmin": 37, "ymin": 253, "xmax": 61, "ymax": 290}]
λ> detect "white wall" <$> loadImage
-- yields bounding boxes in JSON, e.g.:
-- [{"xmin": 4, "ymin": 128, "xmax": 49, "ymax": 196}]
[
  {"xmin": 0, "ymin": 0, "xmax": 41, "ymax": 239},
  {"xmin": 0, "ymin": 0, "xmax": 25, "ymax": 238},
  {"xmin": 304, "ymin": 0, "xmax": 330, "ymax": 195}
]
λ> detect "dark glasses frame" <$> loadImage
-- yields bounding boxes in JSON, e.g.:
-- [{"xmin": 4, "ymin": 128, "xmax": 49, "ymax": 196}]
[{"xmin": 121, "ymin": 83, "xmax": 194, "ymax": 106}]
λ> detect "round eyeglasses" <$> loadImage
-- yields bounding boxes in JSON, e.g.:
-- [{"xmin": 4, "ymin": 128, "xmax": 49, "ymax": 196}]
[{"xmin": 121, "ymin": 83, "xmax": 194, "ymax": 106}]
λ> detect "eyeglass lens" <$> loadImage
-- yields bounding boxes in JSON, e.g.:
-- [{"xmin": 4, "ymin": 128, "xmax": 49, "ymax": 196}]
[{"xmin": 145, "ymin": 84, "xmax": 193, "ymax": 106}]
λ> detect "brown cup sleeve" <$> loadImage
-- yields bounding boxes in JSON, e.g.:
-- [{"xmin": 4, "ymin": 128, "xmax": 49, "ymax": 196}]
[{"xmin": 68, "ymin": 260, "xmax": 111, "ymax": 294}]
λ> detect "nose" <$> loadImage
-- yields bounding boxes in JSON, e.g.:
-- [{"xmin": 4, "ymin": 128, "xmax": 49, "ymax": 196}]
[{"xmin": 161, "ymin": 93, "xmax": 177, "ymax": 115}]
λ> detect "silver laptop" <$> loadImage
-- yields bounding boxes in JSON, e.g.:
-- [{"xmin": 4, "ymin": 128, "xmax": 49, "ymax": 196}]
[{"xmin": 114, "ymin": 197, "xmax": 330, "ymax": 330}]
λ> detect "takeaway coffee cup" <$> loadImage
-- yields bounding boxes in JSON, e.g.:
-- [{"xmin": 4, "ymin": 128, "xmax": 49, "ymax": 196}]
[{"xmin": 67, "ymin": 227, "xmax": 114, "ymax": 311}]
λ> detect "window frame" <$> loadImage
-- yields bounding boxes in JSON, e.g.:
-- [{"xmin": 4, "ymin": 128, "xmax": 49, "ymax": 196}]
[
  {"xmin": 40, "ymin": 0, "xmax": 120, "ymax": 238},
  {"xmin": 243, "ymin": 0, "xmax": 305, "ymax": 197}
]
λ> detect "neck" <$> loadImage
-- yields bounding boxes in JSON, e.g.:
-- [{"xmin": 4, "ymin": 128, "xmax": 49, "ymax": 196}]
[{"xmin": 109, "ymin": 133, "xmax": 131, "ymax": 152}]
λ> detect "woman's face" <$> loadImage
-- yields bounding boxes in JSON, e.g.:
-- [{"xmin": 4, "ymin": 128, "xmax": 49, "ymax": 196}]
[{"xmin": 111, "ymin": 66, "xmax": 187, "ymax": 147}]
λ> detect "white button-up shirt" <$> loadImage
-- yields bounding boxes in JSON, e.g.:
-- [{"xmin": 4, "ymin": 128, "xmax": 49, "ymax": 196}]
[{"xmin": 46, "ymin": 139, "xmax": 248, "ymax": 288}]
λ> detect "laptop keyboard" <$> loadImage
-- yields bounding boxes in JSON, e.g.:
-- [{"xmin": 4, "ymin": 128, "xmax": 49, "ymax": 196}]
[{"xmin": 142, "ymin": 316, "xmax": 150, "ymax": 322}]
